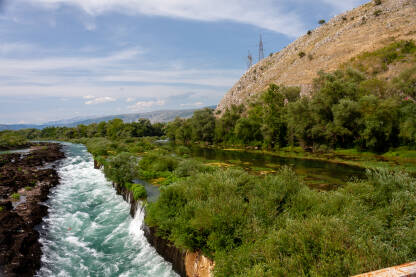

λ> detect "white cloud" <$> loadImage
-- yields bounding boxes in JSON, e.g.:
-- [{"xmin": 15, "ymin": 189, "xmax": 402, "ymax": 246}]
[
  {"xmin": 85, "ymin": 96, "xmax": 116, "ymax": 105},
  {"xmin": 128, "ymin": 99, "xmax": 165, "ymax": 111},
  {"xmin": 23, "ymin": 0, "xmax": 307, "ymax": 37},
  {"xmin": 126, "ymin": 97, "xmax": 135, "ymax": 102},
  {"xmin": 83, "ymin": 95, "xmax": 95, "ymax": 99},
  {"xmin": 0, "ymin": 47, "xmax": 142, "ymax": 71},
  {"xmin": 180, "ymin": 102, "xmax": 203, "ymax": 107}
]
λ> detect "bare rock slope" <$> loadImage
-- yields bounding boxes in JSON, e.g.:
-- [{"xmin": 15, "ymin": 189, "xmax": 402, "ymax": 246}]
[{"xmin": 216, "ymin": 0, "xmax": 416, "ymax": 114}]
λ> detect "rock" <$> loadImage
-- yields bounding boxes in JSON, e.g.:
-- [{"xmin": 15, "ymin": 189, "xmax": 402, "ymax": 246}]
[{"xmin": 0, "ymin": 143, "xmax": 65, "ymax": 276}]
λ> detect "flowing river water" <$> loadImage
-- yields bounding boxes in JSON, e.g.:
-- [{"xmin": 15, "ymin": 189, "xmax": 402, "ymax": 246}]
[{"xmin": 36, "ymin": 143, "xmax": 177, "ymax": 277}]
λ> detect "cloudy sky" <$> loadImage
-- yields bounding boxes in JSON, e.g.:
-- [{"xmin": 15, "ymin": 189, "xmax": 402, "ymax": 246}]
[{"xmin": 0, "ymin": 0, "xmax": 366, "ymax": 124}]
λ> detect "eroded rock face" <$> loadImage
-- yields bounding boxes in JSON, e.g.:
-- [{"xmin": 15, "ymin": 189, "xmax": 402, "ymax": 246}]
[
  {"xmin": 0, "ymin": 143, "xmax": 65, "ymax": 277},
  {"xmin": 216, "ymin": 0, "xmax": 416, "ymax": 115},
  {"xmin": 142, "ymin": 225, "xmax": 187, "ymax": 277}
]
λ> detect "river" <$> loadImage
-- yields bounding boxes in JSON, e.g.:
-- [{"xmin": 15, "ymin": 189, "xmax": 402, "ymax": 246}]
[{"xmin": 36, "ymin": 142, "xmax": 177, "ymax": 277}]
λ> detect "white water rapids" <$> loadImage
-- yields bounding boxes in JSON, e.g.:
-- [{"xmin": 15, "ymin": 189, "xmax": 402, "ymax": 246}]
[{"xmin": 36, "ymin": 142, "xmax": 178, "ymax": 277}]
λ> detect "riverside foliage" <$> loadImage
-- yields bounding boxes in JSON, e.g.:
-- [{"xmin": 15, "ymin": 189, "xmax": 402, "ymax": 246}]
[
  {"xmin": 166, "ymin": 41, "xmax": 416, "ymax": 153},
  {"xmin": 146, "ymin": 167, "xmax": 416, "ymax": 276}
]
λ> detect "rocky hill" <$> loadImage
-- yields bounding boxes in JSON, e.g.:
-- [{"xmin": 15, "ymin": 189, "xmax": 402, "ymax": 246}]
[{"xmin": 216, "ymin": 0, "xmax": 416, "ymax": 114}]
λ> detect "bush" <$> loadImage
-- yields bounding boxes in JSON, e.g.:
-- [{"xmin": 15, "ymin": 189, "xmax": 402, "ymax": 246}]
[
  {"xmin": 374, "ymin": 0, "xmax": 382, "ymax": 5},
  {"xmin": 103, "ymin": 152, "xmax": 139, "ymax": 184},
  {"xmin": 0, "ymin": 132, "xmax": 27, "ymax": 150},
  {"xmin": 174, "ymin": 159, "xmax": 210, "ymax": 177},
  {"xmin": 298, "ymin": 51, "xmax": 306, "ymax": 58},
  {"xmin": 125, "ymin": 183, "xmax": 147, "ymax": 200},
  {"xmin": 11, "ymin": 193, "xmax": 20, "ymax": 201},
  {"xmin": 374, "ymin": 9, "xmax": 382, "ymax": 16},
  {"xmin": 175, "ymin": 146, "xmax": 191, "ymax": 156},
  {"xmin": 146, "ymin": 167, "xmax": 416, "ymax": 276},
  {"xmin": 318, "ymin": 19, "xmax": 326, "ymax": 24}
]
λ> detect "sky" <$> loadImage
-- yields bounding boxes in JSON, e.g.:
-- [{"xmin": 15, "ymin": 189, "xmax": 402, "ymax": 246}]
[{"xmin": 0, "ymin": 0, "xmax": 367, "ymax": 124}]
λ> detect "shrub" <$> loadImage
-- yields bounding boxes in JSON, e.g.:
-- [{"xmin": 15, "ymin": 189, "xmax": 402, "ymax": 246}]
[
  {"xmin": 298, "ymin": 52, "xmax": 306, "ymax": 58},
  {"xmin": 307, "ymin": 30, "xmax": 312, "ymax": 35},
  {"xmin": 103, "ymin": 152, "xmax": 139, "ymax": 184},
  {"xmin": 11, "ymin": 193, "xmax": 20, "ymax": 201},
  {"xmin": 175, "ymin": 145, "xmax": 190, "ymax": 156},
  {"xmin": 318, "ymin": 19, "xmax": 326, "ymax": 25},
  {"xmin": 146, "ymin": 167, "xmax": 416, "ymax": 276},
  {"xmin": 374, "ymin": 9, "xmax": 382, "ymax": 16},
  {"xmin": 174, "ymin": 159, "xmax": 210, "ymax": 177},
  {"xmin": 125, "ymin": 183, "xmax": 147, "ymax": 200},
  {"xmin": 374, "ymin": 0, "xmax": 382, "ymax": 5},
  {"xmin": 24, "ymin": 186, "xmax": 32, "ymax": 191}
]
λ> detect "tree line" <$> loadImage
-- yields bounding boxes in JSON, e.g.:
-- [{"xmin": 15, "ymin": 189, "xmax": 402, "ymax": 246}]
[{"xmin": 166, "ymin": 41, "xmax": 416, "ymax": 153}]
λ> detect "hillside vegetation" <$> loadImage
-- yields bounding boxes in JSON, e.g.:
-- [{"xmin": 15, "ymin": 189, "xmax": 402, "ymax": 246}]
[{"xmin": 217, "ymin": 0, "xmax": 416, "ymax": 114}]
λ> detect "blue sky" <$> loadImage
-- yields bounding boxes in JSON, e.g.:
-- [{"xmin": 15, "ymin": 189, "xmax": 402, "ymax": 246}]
[{"xmin": 0, "ymin": 0, "xmax": 366, "ymax": 124}]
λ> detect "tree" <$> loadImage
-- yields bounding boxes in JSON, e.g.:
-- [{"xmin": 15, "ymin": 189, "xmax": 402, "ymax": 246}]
[
  {"xmin": 106, "ymin": 118, "xmax": 124, "ymax": 139},
  {"xmin": 191, "ymin": 108, "xmax": 216, "ymax": 143}
]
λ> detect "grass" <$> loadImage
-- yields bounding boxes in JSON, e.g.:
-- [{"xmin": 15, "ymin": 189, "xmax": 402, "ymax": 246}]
[
  {"xmin": 24, "ymin": 186, "xmax": 32, "ymax": 191},
  {"xmin": 0, "ymin": 206, "xmax": 3, "ymax": 212}
]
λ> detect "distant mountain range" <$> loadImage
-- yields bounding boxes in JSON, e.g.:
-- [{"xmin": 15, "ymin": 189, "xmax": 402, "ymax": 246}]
[{"xmin": 0, "ymin": 106, "xmax": 215, "ymax": 131}]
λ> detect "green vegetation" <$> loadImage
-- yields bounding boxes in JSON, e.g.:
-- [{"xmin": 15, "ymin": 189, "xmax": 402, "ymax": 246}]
[
  {"xmin": 146, "ymin": 167, "xmax": 416, "ymax": 276},
  {"xmin": 13, "ymin": 118, "xmax": 164, "ymax": 141},
  {"xmin": 125, "ymin": 183, "xmax": 147, "ymax": 200},
  {"xmin": 3, "ymin": 40, "xmax": 416, "ymax": 276},
  {"xmin": 11, "ymin": 193, "xmax": 20, "ymax": 201},
  {"xmin": 374, "ymin": 0, "xmax": 382, "ymax": 5},
  {"xmin": 0, "ymin": 131, "xmax": 28, "ymax": 150},
  {"xmin": 167, "ymin": 41, "xmax": 416, "ymax": 155},
  {"xmin": 0, "ymin": 206, "xmax": 4, "ymax": 212},
  {"xmin": 318, "ymin": 19, "xmax": 326, "ymax": 24},
  {"xmin": 24, "ymin": 186, "xmax": 32, "ymax": 191},
  {"xmin": 298, "ymin": 51, "xmax": 306, "ymax": 58}
]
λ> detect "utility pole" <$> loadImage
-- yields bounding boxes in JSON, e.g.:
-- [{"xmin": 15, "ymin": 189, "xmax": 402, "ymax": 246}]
[
  {"xmin": 258, "ymin": 34, "xmax": 264, "ymax": 62},
  {"xmin": 247, "ymin": 51, "xmax": 253, "ymax": 69}
]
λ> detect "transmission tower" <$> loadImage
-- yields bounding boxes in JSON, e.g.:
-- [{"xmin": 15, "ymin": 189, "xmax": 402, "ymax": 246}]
[
  {"xmin": 247, "ymin": 51, "xmax": 253, "ymax": 69},
  {"xmin": 258, "ymin": 34, "xmax": 264, "ymax": 62}
]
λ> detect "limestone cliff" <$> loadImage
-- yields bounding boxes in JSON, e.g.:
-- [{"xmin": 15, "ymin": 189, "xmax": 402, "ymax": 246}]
[{"xmin": 216, "ymin": 0, "xmax": 416, "ymax": 114}]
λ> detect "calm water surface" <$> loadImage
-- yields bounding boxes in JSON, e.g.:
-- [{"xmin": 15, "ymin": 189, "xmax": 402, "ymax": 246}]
[{"xmin": 189, "ymin": 146, "xmax": 366, "ymax": 189}]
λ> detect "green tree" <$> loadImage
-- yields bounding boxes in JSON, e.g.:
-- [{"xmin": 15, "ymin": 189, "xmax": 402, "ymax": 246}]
[{"xmin": 191, "ymin": 108, "xmax": 216, "ymax": 143}]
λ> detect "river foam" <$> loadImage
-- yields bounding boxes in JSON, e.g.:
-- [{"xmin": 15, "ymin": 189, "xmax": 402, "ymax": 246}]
[{"xmin": 37, "ymin": 143, "xmax": 177, "ymax": 277}]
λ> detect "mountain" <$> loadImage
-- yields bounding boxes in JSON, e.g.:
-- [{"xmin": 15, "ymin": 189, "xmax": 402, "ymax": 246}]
[
  {"xmin": 0, "ymin": 107, "xmax": 215, "ymax": 131},
  {"xmin": 216, "ymin": 0, "xmax": 416, "ymax": 114}
]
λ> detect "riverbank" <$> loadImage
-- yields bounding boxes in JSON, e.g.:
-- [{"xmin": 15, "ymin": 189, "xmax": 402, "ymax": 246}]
[
  {"xmin": 0, "ymin": 143, "xmax": 65, "ymax": 276},
  {"xmin": 110, "ymin": 173, "xmax": 213, "ymax": 277}
]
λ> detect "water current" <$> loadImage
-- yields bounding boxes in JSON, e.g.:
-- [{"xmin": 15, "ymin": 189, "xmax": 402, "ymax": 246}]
[{"xmin": 37, "ymin": 142, "xmax": 177, "ymax": 277}]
